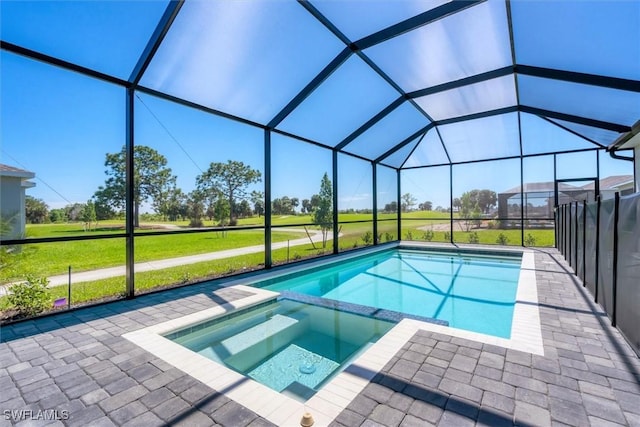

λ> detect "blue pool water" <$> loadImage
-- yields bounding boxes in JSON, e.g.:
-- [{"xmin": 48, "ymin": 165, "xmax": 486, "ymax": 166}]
[
  {"xmin": 168, "ymin": 299, "xmax": 394, "ymax": 400},
  {"xmin": 258, "ymin": 249, "xmax": 522, "ymax": 338}
]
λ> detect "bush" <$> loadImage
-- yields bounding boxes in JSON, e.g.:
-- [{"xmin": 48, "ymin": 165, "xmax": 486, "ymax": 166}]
[
  {"xmin": 404, "ymin": 230, "xmax": 413, "ymax": 241},
  {"xmin": 7, "ymin": 276, "xmax": 52, "ymax": 316},
  {"xmin": 189, "ymin": 218, "xmax": 203, "ymax": 227},
  {"xmin": 384, "ymin": 232, "xmax": 394, "ymax": 242},
  {"xmin": 443, "ymin": 231, "xmax": 451, "ymax": 241},
  {"xmin": 422, "ymin": 229, "xmax": 434, "ymax": 242},
  {"xmin": 362, "ymin": 231, "xmax": 373, "ymax": 245},
  {"xmin": 496, "ymin": 233, "xmax": 509, "ymax": 245},
  {"xmin": 524, "ymin": 233, "xmax": 537, "ymax": 246},
  {"xmin": 486, "ymin": 221, "xmax": 497, "ymax": 230},
  {"xmin": 468, "ymin": 231, "xmax": 479, "ymax": 244}
]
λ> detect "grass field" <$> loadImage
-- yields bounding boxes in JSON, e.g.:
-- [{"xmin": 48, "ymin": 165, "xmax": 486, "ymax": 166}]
[
  {"xmin": 0, "ymin": 228, "xmax": 305, "ymax": 283},
  {"xmin": 10, "ymin": 212, "xmax": 553, "ymax": 283},
  {"xmin": 400, "ymin": 224, "xmax": 555, "ymax": 247},
  {"xmin": 0, "ymin": 243, "xmax": 332, "ymax": 312}
]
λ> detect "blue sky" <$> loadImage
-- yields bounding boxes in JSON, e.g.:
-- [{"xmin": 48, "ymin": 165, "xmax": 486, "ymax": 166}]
[{"xmin": 1, "ymin": 0, "xmax": 635, "ymax": 212}]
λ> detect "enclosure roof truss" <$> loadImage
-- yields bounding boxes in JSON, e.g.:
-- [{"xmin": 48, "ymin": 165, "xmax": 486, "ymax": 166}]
[{"xmin": 1, "ymin": 0, "xmax": 639, "ymax": 168}]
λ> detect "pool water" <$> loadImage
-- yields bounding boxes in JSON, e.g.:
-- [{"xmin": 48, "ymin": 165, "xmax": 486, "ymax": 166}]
[
  {"xmin": 259, "ymin": 249, "xmax": 522, "ymax": 338},
  {"xmin": 167, "ymin": 299, "xmax": 394, "ymax": 400}
]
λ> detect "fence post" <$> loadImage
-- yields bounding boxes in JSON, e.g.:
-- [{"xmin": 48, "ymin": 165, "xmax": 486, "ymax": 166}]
[
  {"xmin": 68, "ymin": 266, "xmax": 71, "ymax": 309},
  {"xmin": 563, "ymin": 204, "xmax": 567, "ymax": 256},
  {"xmin": 560, "ymin": 205, "xmax": 564, "ymax": 255},
  {"xmin": 595, "ymin": 196, "xmax": 600, "ymax": 303},
  {"xmin": 612, "ymin": 192, "xmax": 620, "ymax": 327},
  {"xmin": 564, "ymin": 204, "xmax": 568, "ymax": 258},
  {"xmin": 568, "ymin": 202, "xmax": 572, "ymax": 267},
  {"xmin": 582, "ymin": 200, "xmax": 587, "ymax": 285},
  {"xmin": 554, "ymin": 208, "xmax": 558, "ymax": 249},
  {"xmin": 574, "ymin": 201, "xmax": 578, "ymax": 272}
]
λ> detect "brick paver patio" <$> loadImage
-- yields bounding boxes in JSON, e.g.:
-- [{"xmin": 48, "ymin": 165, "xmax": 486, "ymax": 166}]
[{"xmin": 1, "ymin": 248, "xmax": 639, "ymax": 426}]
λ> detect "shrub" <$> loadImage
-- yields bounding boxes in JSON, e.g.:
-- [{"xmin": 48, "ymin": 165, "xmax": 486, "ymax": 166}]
[
  {"xmin": 524, "ymin": 233, "xmax": 537, "ymax": 246},
  {"xmin": 422, "ymin": 229, "xmax": 434, "ymax": 242},
  {"xmin": 496, "ymin": 233, "xmax": 509, "ymax": 245},
  {"xmin": 468, "ymin": 231, "xmax": 479, "ymax": 244},
  {"xmin": 486, "ymin": 220, "xmax": 496, "ymax": 229},
  {"xmin": 7, "ymin": 276, "xmax": 52, "ymax": 316},
  {"xmin": 404, "ymin": 230, "xmax": 413, "ymax": 241},
  {"xmin": 362, "ymin": 231, "xmax": 373, "ymax": 245},
  {"xmin": 189, "ymin": 218, "xmax": 203, "ymax": 227},
  {"xmin": 384, "ymin": 232, "xmax": 394, "ymax": 242},
  {"xmin": 443, "ymin": 231, "xmax": 451, "ymax": 241}
]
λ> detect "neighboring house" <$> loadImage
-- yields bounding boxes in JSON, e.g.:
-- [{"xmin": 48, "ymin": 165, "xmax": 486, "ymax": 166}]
[
  {"xmin": 0, "ymin": 164, "xmax": 36, "ymax": 239},
  {"xmin": 497, "ymin": 181, "xmax": 590, "ymax": 219},
  {"xmin": 497, "ymin": 175, "xmax": 635, "ymax": 219},
  {"xmin": 581, "ymin": 175, "xmax": 634, "ymax": 200}
]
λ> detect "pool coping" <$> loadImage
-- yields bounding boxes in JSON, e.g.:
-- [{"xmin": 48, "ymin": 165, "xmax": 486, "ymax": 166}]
[{"xmin": 123, "ymin": 247, "xmax": 543, "ymax": 426}]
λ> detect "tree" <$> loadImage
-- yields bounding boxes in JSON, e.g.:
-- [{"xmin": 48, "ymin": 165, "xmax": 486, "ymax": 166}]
[
  {"xmin": 153, "ymin": 184, "xmax": 185, "ymax": 221},
  {"xmin": 186, "ymin": 190, "xmax": 205, "ymax": 227},
  {"xmin": 452, "ymin": 198, "xmax": 461, "ymax": 212},
  {"xmin": 163, "ymin": 187, "xmax": 186, "ymax": 222},
  {"xmin": 401, "ymin": 193, "xmax": 416, "ymax": 212},
  {"xmin": 235, "ymin": 200, "xmax": 252, "ymax": 218},
  {"xmin": 291, "ymin": 197, "xmax": 299, "ymax": 213},
  {"xmin": 95, "ymin": 145, "xmax": 176, "ymax": 227},
  {"xmin": 462, "ymin": 189, "xmax": 497, "ymax": 214},
  {"xmin": 310, "ymin": 194, "xmax": 321, "ymax": 212},
  {"xmin": 251, "ymin": 191, "xmax": 264, "ymax": 217},
  {"xmin": 80, "ymin": 200, "xmax": 97, "ymax": 231},
  {"xmin": 65, "ymin": 203, "xmax": 85, "ymax": 222},
  {"xmin": 313, "ymin": 173, "xmax": 333, "ymax": 248},
  {"xmin": 383, "ymin": 201, "xmax": 398, "ymax": 213},
  {"xmin": 213, "ymin": 198, "xmax": 230, "ymax": 226},
  {"xmin": 459, "ymin": 192, "xmax": 479, "ymax": 232},
  {"xmin": 301, "ymin": 199, "xmax": 312, "ymax": 214},
  {"xmin": 419, "ymin": 201, "xmax": 433, "ymax": 211},
  {"xmin": 92, "ymin": 188, "xmax": 117, "ymax": 221},
  {"xmin": 272, "ymin": 197, "xmax": 293, "ymax": 215},
  {"xmin": 49, "ymin": 209, "xmax": 67, "ymax": 223},
  {"xmin": 196, "ymin": 160, "xmax": 261, "ymax": 224},
  {"xmin": 25, "ymin": 196, "xmax": 48, "ymax": 224}
]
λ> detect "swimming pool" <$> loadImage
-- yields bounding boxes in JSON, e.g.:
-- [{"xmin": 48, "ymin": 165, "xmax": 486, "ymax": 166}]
[
  {"xmin": 256, "ymin": 249, "xmax": 522, "ymax": 338},
  {"xmin": 166, "ymin": 299, "xmax": 394, "ymax": 401},
  {"xmin": 124, "ymin": 247, "xmax": 542, "ymax": 424}
]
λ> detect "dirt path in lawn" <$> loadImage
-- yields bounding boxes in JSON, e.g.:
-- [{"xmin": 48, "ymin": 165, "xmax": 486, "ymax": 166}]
[{"xmin": 416, "ymin": 222, "xmax": 467, "ymax": 232}]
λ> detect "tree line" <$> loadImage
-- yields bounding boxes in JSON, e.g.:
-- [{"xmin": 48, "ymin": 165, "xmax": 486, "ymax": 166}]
[
  {"xmin": 24, "ymin": 146, "xmax": 335, "ymax": 237},
  {"xmin": 24, "ymin": 145, "xmax": 498, "ymax": 233}
]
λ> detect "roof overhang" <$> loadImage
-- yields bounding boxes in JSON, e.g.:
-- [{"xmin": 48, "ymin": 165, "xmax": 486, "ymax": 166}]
[
  {"xmin": 0, "ymin": 170, "xmax": 35, "ymax": 180},
  {"xmin": 609, "ymin": 119, "xmax": 640, "ymax": 150}
]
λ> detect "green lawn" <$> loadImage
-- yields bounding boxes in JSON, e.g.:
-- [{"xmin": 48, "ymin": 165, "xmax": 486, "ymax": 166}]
[
  {"xmin": 25, "ymin": 220, "xmax": 126, "ymax": 238},
  {"xmin": 0, "ymin": 243, "xmax": 332, "ymax": 313},
  {"xmin": 14, "ymin": 213, "xmax": 553, "ymax": 285},
  {"xmin": 1, "ymin": 228, "xmax": 305, "ymax": 283},
  {"xmin": 400, "ymin": 225, "xmax": 555, "ymax": 247}
]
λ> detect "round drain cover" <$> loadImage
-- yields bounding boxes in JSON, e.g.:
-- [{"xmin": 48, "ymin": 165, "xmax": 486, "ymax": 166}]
[{"xmin": 299, "ymin": 364, "xmax": 316, "ymax": 374}]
